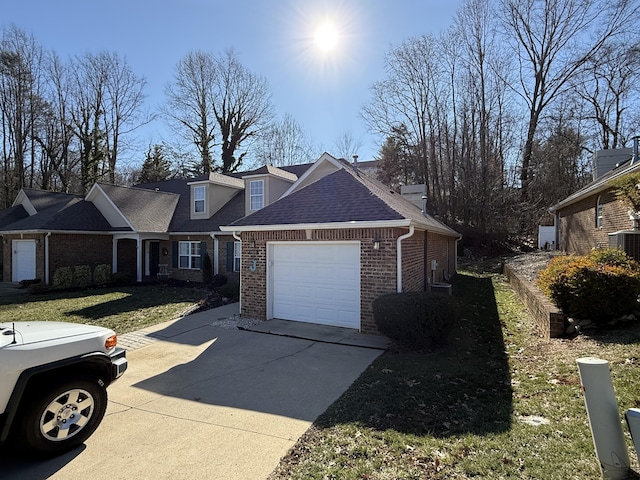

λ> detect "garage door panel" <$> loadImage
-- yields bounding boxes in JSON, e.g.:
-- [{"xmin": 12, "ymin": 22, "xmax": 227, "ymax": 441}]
[{"xmin": 271, "ymin": 243, "xmax": 360, "ymax": 329}]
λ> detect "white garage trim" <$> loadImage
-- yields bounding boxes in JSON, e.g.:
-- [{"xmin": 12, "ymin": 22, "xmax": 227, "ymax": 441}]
[
  {"xmin": 12, "ymin": 239, "xmax": 36, "ymax": 282},
  {"xmin": 267, "ymin": 241, "xmax": 361, "ymax": 330}
]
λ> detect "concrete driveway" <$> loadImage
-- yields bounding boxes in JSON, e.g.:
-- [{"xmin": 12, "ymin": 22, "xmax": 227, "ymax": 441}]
[{"xmin": 1, "ymin": 305, "xmax": 385, "ymax": 479}]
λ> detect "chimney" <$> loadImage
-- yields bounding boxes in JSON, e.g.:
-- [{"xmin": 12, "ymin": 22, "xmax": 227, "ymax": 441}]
[
  {"xmin": 352, "ymin": 154, "xmax": 359, "ymax": 172},
  {"xmin": 633, "ymin": 136, "xmax": 639, "ymax": 165},
  {"xmin": 421, "ymin": 195, "xmax": 428, "ymax": 216}
]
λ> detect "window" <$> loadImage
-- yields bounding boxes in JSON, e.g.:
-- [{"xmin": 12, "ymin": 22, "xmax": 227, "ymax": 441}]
[
  {"xmin": 250, "ymin": 180, "xmax": 264, "ymax": 210},
  {"xmin": 194, "ymin": 186, "xmax": 205, "ymax": 213},
  {"xmin": 596, "ymin": 195, "xmax": 603, "ymax": 228},
  {"xmin": 178, "ymin": 241, "xmax": 201, "ymax": 269},
  {"xmin": 234, "ymin": 241, "xmax": 241, "ymax": 272}
]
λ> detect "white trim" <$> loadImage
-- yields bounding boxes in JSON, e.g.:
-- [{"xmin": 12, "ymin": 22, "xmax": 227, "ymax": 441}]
[
  {"xmin": 266, "ymin": 240, "xmax": 361, "ymax": 328},
  {"xmin": 221, "ymin": 219, "xmax": 412, "ymax": 232},
  {"xmin": 12, "ymin": 189, "xmax": 37, "ymax": 215},
  {"xmin": 280, "ymin": 152, "xmax": 342, "ymax": 198},
  {"xmin": 85, "ymin": 183, "xmax": 135, "ymax": 230},
  {"xmin": 396, "ymin": 226, "xmax": 415, "ymax": 293},
  {"xmin": 249, "ymin": 179, "xmax": 265, "ymax": 211}
]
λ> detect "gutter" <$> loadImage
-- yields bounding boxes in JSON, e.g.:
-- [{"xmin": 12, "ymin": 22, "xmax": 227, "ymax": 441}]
[
  {"xmin": 396, "ymin": 226, "xmax": 415, "ymax": 293},
  {"xmin": 231, "ymin": 231, "xmax": 242, "ymax": 313},
  {"xmin": 45, "ymin": 232, "xmax": 51, "ymax": 285}
]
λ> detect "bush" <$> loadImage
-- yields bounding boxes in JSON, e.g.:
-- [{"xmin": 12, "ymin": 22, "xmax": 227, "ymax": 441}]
[
  {"xmin": 53, "ymin": 267, "xmax": 74, "ymax": 289},
  {"xmin": 217, "ymin": 282, "xmax": 239, "ymax": 300},
  {"xmin": 537, "ymin": 249, "xmax": 640, "ymax": 323},
  {"xmin": 110, "ymin": 272, "xmax": 132, "ymax": 286},
  {"xmin": 94, "ymin": 264, "xmax": 111, "ymax": 285},
  {"xmin": 372, "ymin": 291, "xmax": 457, "ymax": 350},
  {"xmin": 74, "ymin": 265, "xmax": 91, "ymax": 288}
]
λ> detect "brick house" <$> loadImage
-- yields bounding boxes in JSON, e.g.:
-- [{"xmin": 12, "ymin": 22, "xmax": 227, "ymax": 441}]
[
  {"xmin": 220, "ymin": 153, "xmax": 461, "ymax": 334},
  {"xmin": 549, "ymin": 147, "xmax": 640, "ymax": 258},
  {"xmin": 0, "ymin": 164, "xmax": 310, "ymax": 285}
]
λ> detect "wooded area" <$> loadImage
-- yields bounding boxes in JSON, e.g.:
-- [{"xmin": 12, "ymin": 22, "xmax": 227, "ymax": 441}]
[{"xmin": 1, "ymin": 0, "xmax": 639, "ymax": 242}]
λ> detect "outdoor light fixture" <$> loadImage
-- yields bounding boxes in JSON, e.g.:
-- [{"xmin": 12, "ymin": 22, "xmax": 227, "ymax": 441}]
[{"xmin": 373, "ymin": 239, "xmax": 381, "ymax": 250}]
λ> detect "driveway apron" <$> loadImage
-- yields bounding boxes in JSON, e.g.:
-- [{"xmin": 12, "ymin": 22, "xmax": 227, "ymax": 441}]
[{"xmin": 1, "ymin": 309, "xmax": 383, "ymax": 480}]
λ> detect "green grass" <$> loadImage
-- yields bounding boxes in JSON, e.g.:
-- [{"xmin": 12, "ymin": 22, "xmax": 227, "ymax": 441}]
[
  {"xmin": 0, "ymin": 284, "xmax": 208, "ymax": 334},
  {"xmin": 269, "ymin": 265, "xmax": 640, "ymax": 479}
]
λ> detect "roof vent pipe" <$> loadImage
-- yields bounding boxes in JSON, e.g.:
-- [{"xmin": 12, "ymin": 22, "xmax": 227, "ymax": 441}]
[
  {"xmin": 421, "ymin": 195, "xmax": 428, "ymax": 217},
  {"xmin": 352, "ymin": 155, "xmax": 359, "ymax": 172}
]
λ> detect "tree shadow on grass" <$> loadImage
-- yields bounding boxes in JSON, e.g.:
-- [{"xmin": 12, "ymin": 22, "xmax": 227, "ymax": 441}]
[{"xmin": 315, "ymin": 272, "xmax": 513, "ymax": 438}]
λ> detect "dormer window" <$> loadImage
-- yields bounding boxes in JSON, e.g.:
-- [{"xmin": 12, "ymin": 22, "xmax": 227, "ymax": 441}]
[
  {"xmin": 250, "ymin": 180, "xmax": 264, "ymax": 210},
  {"xmin": 194, "ymin": 186, "xmax": 205, "ymax": 213}
]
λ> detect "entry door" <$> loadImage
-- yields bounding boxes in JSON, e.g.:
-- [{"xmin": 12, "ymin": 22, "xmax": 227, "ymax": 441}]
[
  {"xmin": 149, "ymin": 242, "xmax": 160, "ymax": 276},
  {"xmin": 12, "ymin": 240, "xmax": 36, "ymax": 282},
  {"xmin": 270, "ymin": 242, "xmax": 361, "ymax": 329}
]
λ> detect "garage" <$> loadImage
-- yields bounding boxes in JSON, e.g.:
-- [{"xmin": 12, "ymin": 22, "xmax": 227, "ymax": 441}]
[
  {"xmin": 12, "ymin": 239, "xmax": 36, "ymax": 282},
  {"xmin": 269, "ymin": 242, "xmax": 361, "ymax": 329}
]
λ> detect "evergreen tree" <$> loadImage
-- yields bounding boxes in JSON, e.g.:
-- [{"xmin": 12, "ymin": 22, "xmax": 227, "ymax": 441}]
[{"xmin": 139, "ymin": 144, "xmax": 171, "ymax": 183}]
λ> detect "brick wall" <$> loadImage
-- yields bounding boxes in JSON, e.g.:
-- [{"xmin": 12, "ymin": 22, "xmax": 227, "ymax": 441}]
[
  {"xmin": 238, "ymin": 228, "xmax": 457, "ymax": 334},
  {"xmin": 50, "ymin": 234, "xmax": 113, "ymax": 278},
  {"xmin": 558, "ymin": 190, "xmax": 634, "ymax": 254},
  {"xmin": 165, "ymin": 235, "xmax": 212, "ymax": 283},
  {"xmin": 504, "ymin": 262, "xmax": 565, "ymax": 338},
  {"xmin": 427, "ymin": 232, "xmax": 457, "ymax": 283}
]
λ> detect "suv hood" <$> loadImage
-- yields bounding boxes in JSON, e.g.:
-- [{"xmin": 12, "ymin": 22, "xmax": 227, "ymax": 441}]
[{"xmin": 0, "ymin": 321, "xmax": 111, "ymax": 347}]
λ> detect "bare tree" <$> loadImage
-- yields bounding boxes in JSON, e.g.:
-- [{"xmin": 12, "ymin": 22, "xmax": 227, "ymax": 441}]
[
  {"xmin": 163, "ymin": 50, "xmax": 217, "ymax": 175},
  {"xmin": 255, "ymin": 113, "xmax": 315, "ymax": 166},
  {"xmin": 333, "ymin": 131, "xmax": 363, "ymax": 160},
  {"xmin": 212, "ymin": 50, "xmax": 273, "ymax": 173},
  {"xmin": 0, "ymin": 25, "xmax": 45, "ymax": 204},
  {"xmin": 499, "ymin": 0, "xmax": 639, "ymax": 213},
  {"xmin": 575, "ymin": 38, "xmax": 640, "ymax": 149}
]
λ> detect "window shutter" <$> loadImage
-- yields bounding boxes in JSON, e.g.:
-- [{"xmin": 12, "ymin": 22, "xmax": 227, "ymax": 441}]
[
  {"xmin": 172, "ymin": 241, "xmax": 178, "ymax": 268},
  {"xmin": 200, "ymin": 241, "xmax": 207, "ymax": 269},
  {"xmin": 226, "ymin": 242, "xmax": 234, "ymax": 272}
]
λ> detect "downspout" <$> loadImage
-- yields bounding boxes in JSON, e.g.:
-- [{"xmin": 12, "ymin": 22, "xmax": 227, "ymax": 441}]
[
  {"xmin": 232, "ymin": 231, "xmax": 242, "ymax": 312},
  {"xmin": 210, "ymin": 232, "xmax": 219, "ymax": 276},
  {"xmin": 396, "ymin": 226, "xmax": 415, "ymax": 293},
  {"xmin": 44, "ymin": 232, "xmax": 51, "ymax": 285}
]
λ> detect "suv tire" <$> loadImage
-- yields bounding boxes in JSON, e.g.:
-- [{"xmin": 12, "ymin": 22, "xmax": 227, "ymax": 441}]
[{"xmin": 19, "ymin": 375, "xmax": 108, "ymax": 455}]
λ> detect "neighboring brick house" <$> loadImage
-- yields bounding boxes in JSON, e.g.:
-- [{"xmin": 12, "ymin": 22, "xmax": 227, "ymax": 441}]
[
  {"xmin": 220, "ymin": 153, "xmax": 461, "ymax": 334},
  {"xmin": 0, "ymin": 163, "xmax": 310, "ymax": 285},
  {"xmin": 549, "ymin": 147, "xmax": 640, "ymax": 258}
]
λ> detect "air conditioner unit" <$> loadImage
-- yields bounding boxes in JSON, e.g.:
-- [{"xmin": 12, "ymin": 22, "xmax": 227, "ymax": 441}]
[{"xmin": 609, "ymin": 231, "xmax": 640, "ymax": 261}]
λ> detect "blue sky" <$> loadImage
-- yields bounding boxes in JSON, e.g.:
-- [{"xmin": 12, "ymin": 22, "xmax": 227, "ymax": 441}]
[{"xmin": 5, "ymin": 0, "xmax": 463, "ymax": 167}]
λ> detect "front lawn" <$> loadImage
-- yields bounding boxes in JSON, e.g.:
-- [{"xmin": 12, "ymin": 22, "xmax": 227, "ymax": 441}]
[
  {"xmin": 0, "ymin": 284, "xmax": 208, "ymax": 334},
  {"xmin": 269, "ymin": 264, "xmax": 640, "ymax": 479}
]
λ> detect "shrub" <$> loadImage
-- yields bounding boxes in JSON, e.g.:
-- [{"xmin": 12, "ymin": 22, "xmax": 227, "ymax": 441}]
[
  {"xmin": 218, "ymin": 282, "xmax": 239, "ymax": 300},
  {"xmin": 53, "ymin": 267, "xmax": 74, "ymax": 289},
  {"xmin": 373, "ymin": 291, "xmax": 457, "ymax": 350},
  {"xmin": 74, "ymin": 265, "xmax": 91, "ymax": 288},
  {"xmin": 110, "ymin": 272, "xmax": 132, "ymax": 286},
  {"xmin": 94, "ymin": 264, "xmax": 111, "ymax": 285},
  {"xmin": 537, "ymin": 249, "xmax": 640, "ymax": 323}
]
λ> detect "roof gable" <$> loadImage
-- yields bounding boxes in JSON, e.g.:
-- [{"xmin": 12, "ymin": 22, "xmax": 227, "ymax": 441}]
[
  {"xmin": 225, "ymin": 161, "xmax": 460, "ymax": 237},
  {"xmin": 92, "ymin": 183, "xmax": 179, "ymax": 233},
  {"xmin": 281, "ymin": 152, "xmax": 343, "ymax": 198}
]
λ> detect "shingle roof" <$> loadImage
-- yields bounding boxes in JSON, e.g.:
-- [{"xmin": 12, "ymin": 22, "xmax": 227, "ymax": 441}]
[
  {"xmin": 0, "ymin": 205, "xmax": 28, "ymax": 228},
  {"xmin": 549, "ymin": 157, "xmax": 637, "ymax": 212},
  {"xmin": 135, "ymin": 178, "xmax": 245, "ymax": 233},
  {"xmin": 0, "ymin": 196, "xmax": 116, "ymax": 232},
  {"xmin": 228, "ymin": 161, "xmax": 459, "ymax": 237},
  {"xmin": 97, "ymin": 183, "xmax": 179, "ymax": 232}
]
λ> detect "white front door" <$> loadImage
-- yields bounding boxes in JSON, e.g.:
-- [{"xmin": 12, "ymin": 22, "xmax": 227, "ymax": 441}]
[
  {"xmin": 270, "ymin": 242, "xmax": 361, "ymax": 329},
  {"xmin": 12, "ymin": 239, "xmax": 36, "ymax": 282}
]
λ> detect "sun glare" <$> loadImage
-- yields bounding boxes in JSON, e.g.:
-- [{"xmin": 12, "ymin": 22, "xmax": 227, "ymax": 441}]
[{"xmin": 314, "ymin": 22, "xmax": 338, "ymax": 52}]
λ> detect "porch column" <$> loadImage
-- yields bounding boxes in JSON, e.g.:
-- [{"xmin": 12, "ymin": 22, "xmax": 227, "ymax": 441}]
[
  {"xmin": 136, "ymin": 237, "xmax": 143, "ymax": 282},
  {"xmin": 112, "ymin": 238, "xmax": 118, "ymax": 273}
]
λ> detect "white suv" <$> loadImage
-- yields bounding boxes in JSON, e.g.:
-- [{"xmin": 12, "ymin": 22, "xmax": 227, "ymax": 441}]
[{"xmin": 0, "ymin": 321, "xmax": 127, "ymax": 455}]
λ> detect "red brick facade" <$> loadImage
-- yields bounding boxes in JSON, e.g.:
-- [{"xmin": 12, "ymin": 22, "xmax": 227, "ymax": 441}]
[
  {"xmin": 557, "ymin": 190, "xmax": 635, "ymax": 255},
  {"xmin": 238, "ymin": 227, "xmax": 458, "ymax": 334}
]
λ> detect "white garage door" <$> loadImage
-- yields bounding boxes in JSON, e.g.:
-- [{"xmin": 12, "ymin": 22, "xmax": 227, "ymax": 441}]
[
  {"xmin": 12, "ymin": 239, "xmax": 36, "ymax": 282},
  {"xmin": 271, "ymin": 242, "xmax": 361, "ymax": 329}
]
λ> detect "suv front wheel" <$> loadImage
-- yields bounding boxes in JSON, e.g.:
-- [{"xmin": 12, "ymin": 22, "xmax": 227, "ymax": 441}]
[{"xmin": 19, "ymin": 375, "xmax": 108, "ymax": 455}]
